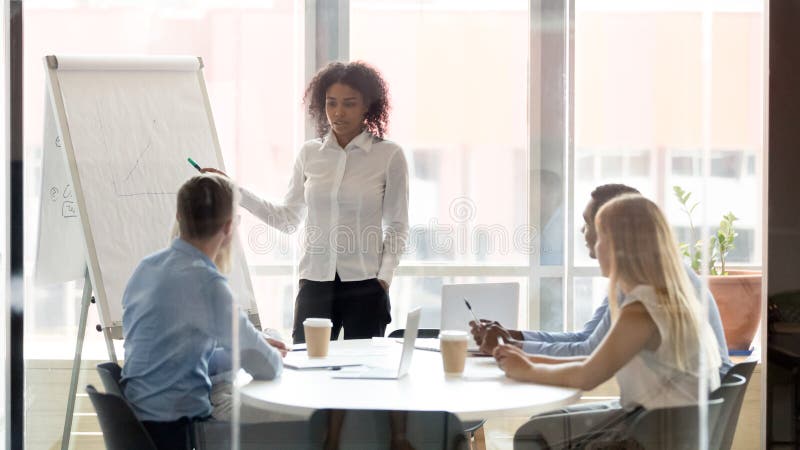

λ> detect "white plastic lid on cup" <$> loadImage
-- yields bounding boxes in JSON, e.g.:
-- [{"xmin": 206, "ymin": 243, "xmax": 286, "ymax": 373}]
[
  {"xmin": 303, "ymin": 318, "xmax": 333, "ymax": 328},
  {"xmin": 439, "ymin": 330, "xmax": 468, "ymax": 341}
]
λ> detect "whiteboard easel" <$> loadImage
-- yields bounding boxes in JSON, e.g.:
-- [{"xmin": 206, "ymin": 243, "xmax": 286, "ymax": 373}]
[{"xmin": 36, "ymin": 54, "xmax": 261, "ymax": 450}]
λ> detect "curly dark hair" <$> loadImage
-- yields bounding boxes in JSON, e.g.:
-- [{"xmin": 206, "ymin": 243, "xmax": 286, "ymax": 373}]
[{"xmin": 303, "ymin": 61, "xmax": 391, "ymax": 139}]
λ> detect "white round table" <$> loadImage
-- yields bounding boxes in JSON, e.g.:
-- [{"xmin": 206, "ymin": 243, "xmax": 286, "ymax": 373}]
[{"xmin": 240, "ymin": 339, "xmax": 581, "ymax": 421}]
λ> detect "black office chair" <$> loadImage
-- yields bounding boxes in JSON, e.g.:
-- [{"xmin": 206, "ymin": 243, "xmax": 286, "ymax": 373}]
[
  {"xmin": 626, "ymin": 372, "xmax": 747, "ymax": 449},
  {"xmin": 716, "ymin": 361, "xmax": 757, "ymax": 450},
  {"xmin": 86, "ymin": 384, "xmax": 158, "ymax": 450},
  {"xmin": 625, "ymin": 398, "xmax": 725, "ymax": 450},
  {"xmin": 388, "ymin": 327, "xmax": 486, "ymax": 449},
  {"xmin": 97, "ymin": 361, "xmax": 124, "ymax": 397},
  {"xmin": 708, "ymin": 373, "xmax": 748, "ymax": 449}
]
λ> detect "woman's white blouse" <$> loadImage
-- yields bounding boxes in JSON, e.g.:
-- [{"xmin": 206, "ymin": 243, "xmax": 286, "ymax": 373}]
[
  {"xmin": 615, "ymin": 285, "xmax": 721, "ymax": 410},
  {"xmin": 239, "ymin": 131, "xmax": 409, "ymax": 285}
]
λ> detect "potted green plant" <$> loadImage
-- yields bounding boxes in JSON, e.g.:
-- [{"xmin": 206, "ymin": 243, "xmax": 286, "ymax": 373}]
[{"xmin": 673, "ymin": 186, "xmax": 761, "ymax": 351}]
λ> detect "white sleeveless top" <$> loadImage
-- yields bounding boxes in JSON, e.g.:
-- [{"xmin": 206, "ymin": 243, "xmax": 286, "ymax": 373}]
[{"xmin": 615, "ymin": 285, "xmax": 721, "ymax": 410}]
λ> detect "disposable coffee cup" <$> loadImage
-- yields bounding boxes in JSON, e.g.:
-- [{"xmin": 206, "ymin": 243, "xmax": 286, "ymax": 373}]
[
  {"xmin": 303, "ymin": 318, "xmax": 333, "ymax": 357},
  {"xmin": 439, "ymin": 330, "xmax": 469, "ymax": 376}
]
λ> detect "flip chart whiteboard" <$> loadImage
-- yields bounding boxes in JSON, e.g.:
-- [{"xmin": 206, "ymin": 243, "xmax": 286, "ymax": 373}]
[{"xmin": 41, "ymin": 55, "xmax": 259, "ymax": 332}]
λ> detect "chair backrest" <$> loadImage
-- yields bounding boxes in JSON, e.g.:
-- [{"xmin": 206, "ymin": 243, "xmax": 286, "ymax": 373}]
[
  {"xmin": 726, "ymin": 360, "xmax": 756, "ymax": 384},
  {"xmin": 96, "ymin": 362, "xmax": 124, "ymax": 397},
  {"xmin": 715, "ymin": 361, "xmax": 757, "ymax": 450},
  {"xmin": 708, "ymin": 373, "xmax": 747, "ymax": 449},
  {"xmin": 310, "ymin": 409, "xmax": 468, "ymax": 450},
  {"xmin": 387, "ymin": 328, "xmax": 440, "ymax": 339},
  {"xmin": 86, "ymin": 385, "xmax": 158, "ymax": 450},
  {"xmin": 627, "ymin": 398, "xmax": 724, "ymax": 449},
  {"xmin": 628, "ymin": 368, "xmax": 749, "ymax": 449}
]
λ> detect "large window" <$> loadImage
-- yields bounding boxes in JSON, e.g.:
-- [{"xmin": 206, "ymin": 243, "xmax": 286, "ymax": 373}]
[
  {"xmin": 571, "ymin": 0, "xmax": 765, "ymax": 328},
  {"xmin": 21, "ymin": 0, "xmax": 766, "ymax": 346}
]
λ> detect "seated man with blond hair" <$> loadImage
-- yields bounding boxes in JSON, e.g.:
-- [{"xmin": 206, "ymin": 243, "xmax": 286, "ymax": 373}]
[{"xmin": 121, "ymin": 174, "xmax": 285, "ymax": 450}]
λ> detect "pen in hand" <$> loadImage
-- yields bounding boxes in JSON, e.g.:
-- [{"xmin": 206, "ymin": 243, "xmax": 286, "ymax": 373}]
[
  {"xmin": 464, "ymin": 297, "xmax": 481, "ymax": 330},
  {"xmin": 187, "ymin": 157, "xmax": 202, "ymax": 173}
]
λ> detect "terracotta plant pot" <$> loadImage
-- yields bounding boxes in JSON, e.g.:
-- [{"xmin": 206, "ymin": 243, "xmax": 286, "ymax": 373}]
[{"xmin": 707, "ymin": 270, "xmax": 762, "ymax": 350}]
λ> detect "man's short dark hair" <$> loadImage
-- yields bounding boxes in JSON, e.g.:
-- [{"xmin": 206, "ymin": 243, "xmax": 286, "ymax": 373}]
[
  {"xmin": 177, "ymin": 174, "xmax": 235, "ymax": 240},
  {"xmin": 589, "ymin": 184, "xmax": 641, "ymax": 219}
]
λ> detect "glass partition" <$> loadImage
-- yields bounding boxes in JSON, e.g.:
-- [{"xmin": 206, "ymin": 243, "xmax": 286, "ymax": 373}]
[
  {"xmin": 1, "ymin": 0, "xmax": 9, "ymax": 445},
  {"xmin": 570, "ymin": 1, "xmax": 764, "ymax": 449},
  {"xmin": 22, "ymin": 2, "xmax": 303, "ymax": 448},
  {"xmin": 16, "ymin": 0, "xmax": 765, "ymax": 449}
]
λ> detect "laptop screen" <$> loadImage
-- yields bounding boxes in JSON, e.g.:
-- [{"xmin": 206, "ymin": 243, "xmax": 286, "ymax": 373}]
[{"xmin": 440, "ymin": 283, "xmax": 520, "ymax": 346}]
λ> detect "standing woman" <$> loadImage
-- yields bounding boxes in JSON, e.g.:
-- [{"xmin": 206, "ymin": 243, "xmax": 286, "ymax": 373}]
[{"xmin": 208, "ymin": 61, "xmax": 408, "ymax": 344}]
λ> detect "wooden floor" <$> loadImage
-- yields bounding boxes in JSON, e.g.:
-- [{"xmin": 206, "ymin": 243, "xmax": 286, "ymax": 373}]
[{"xmin": 25, "ymin": 358, "xmax": 762, "ymax": 450}]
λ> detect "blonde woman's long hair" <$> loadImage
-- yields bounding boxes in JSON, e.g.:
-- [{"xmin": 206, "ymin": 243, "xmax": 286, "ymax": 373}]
[{"xmin": 595, "ymin": 194, "xmax": 720, "ymax": 373}]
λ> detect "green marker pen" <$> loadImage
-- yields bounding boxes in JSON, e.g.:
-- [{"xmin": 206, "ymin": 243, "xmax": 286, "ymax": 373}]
[{"xmin": 187, "ymin": 157, "xmax": 202, "ymax": 173}]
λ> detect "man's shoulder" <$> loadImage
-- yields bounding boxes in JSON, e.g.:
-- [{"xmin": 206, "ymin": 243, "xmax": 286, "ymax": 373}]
[
  {"xmin": 139, "ymin": 246, "xmax": 171, "ymax": 265},
  {"xmin": 129, "ymin": 247, "xmax": 172, "ymax": 281},
  {"xmin": 135, "ymin": 246, "xmax": 223, "ymax": 285}
]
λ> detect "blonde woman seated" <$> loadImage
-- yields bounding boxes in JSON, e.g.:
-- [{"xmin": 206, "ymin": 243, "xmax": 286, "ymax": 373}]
[{"xmin": 494, "ymin": 194, "xmax": 721, "ymax": 446}]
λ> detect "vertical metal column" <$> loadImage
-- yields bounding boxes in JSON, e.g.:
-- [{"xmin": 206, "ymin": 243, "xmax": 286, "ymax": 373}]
[
  {"xmin": 529, "ymin": 0, "xmax": 572, "ymax": 330},
  {"xmin": 305, "ymin": 0, "xmax": 349, "ymax": 139},
  {"xmin": 311, "ymin": 0, "xmax": 349, "ymax": 70},
  {"xmin": 2, "ymin": 1, "xmax": 12, "ymax": 449},
  {"xmin": 8, "ymin": 1, "xmax": 23, "ymax": 449}
]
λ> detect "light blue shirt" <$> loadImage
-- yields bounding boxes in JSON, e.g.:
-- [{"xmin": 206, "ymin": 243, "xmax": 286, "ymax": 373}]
[
  {"xmin": 521, "ymin": 265, "xmax": 733, "ymax": 376},
  {"xmin": 121, "ymin": 238, "xmax": 282, "ymax": 422}
]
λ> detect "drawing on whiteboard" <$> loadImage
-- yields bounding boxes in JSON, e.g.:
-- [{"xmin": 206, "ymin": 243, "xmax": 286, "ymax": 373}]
[
  {"xmin": 121, "ymin": 119, "xmax": 158, "ymax": 184},
  {"xmin": 63, "ymin": 184, "xmax": 73, "ymax": 199},
  {"xmin": 49, "ymin": 186, "xmax": 59, "ymax": 201},
  {"xmin": 55, "ymin": 136, "xmax": 62, "ymax": 148},
  {"xmin": 62, "ymin": 202, "xmax": 78, "ymax": 218},
  {"xmin": 95, "ymin": 100, "xmax": 177, "ymax": 198}
]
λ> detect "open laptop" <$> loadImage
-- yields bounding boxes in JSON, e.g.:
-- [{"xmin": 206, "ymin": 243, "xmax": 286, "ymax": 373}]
[
  {"xmin": 332, "ymin": 307, "xmax": 421, "ymax": 380},
  {"xmin": 415, "ymin": 282, "xmax": 520, "ymax": 353}
]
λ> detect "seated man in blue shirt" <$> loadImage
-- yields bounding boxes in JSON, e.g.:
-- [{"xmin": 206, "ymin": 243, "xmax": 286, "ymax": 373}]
[
  {"xmin": 121, "ymin": 174, "xmax": 285, "ymax": 450},
  {"xmin": 470, "ymin": 184, "xmax": 733, "ymax": 377}
]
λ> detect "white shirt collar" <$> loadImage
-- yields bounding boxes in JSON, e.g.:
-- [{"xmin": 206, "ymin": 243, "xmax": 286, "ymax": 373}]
[{"xmin": 320, "ymin": 129, "xmax": 375, "ymax": 153}]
